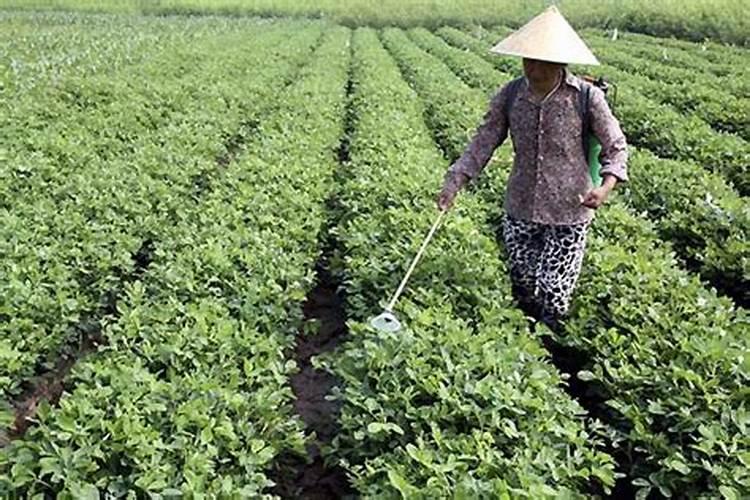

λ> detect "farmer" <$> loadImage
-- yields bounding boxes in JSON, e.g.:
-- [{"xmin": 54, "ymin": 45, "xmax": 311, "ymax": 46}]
[{"xmin": 437, "ymin": 6, "xmax": 628, "ymax": 330}]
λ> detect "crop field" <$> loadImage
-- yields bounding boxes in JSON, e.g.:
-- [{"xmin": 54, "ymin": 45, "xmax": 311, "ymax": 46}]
[{"xmin": 0, "ymin": 5, "xmax": 749, "ymax": 500}]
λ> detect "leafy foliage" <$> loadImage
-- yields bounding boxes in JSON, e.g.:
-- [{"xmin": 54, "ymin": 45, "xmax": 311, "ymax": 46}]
[
  {"xmin": 409, "ymin": 26, "xmax": 749, "ymax": 498},
  {"xmin": 624, "ymin": 149, "xmax": 749, "ymax": 307},
  {"xmin": 2, "ymin": 0, "xmax": 749, "ymax": 46},
  {"xmin": 321, "ymin": 27, "xmax": 616, "ymax": 498},
  {"xmin": 581, "ymin": 28, "xmax": 750, "ymax": 101},
  {"xmin": 1, "ymin": 12, "xmax": 748, "ymax": 499},
  {"xmin": 589, "ymin": 44, "xmax": 750, "ymax": 140},
  {"xmin": 556, "ymin": 204, "xmax": 750, "ymax": 498},
  {"xmin": 0, "ymin": 15, "xmax": 324, "ymax": 418},
  {"xmin": 0, "ymin": 22, "xmax": 351, "ymax": 497}
]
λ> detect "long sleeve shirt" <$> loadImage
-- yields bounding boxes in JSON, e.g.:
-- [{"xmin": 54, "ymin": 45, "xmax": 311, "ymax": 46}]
[{"xmin": 446, "ymin": 69, "xmax": 628, "ymax": 225}]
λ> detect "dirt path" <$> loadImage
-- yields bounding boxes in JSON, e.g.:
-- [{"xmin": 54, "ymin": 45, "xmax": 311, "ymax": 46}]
[{"xmin": 271, "ymin": 262, "xmax": 354, "ymax": 499}]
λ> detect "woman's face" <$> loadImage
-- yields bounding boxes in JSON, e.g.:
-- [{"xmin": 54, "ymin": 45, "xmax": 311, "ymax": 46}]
[{"xmin": 523, "ymin": 58, "xmax": 563, "ymax": 83}]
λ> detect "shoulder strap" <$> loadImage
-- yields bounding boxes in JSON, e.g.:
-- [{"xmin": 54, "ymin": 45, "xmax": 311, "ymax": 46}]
[
  {"xmin": 579, "ymin": 80, "xmax": 592, "ymax": 156},
  {"xmin": 503, "ymin": 77, "xmax": 525, "ymax": 124}
]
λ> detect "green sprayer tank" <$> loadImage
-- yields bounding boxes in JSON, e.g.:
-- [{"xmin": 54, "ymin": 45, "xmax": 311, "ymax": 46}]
[
  {"xmin": 583, "ymin": 76, "xmax": 616, "ymax": 188},
  {"xmin": 588, "ymin": 138, "xmax": 603, "ymax": 187}
]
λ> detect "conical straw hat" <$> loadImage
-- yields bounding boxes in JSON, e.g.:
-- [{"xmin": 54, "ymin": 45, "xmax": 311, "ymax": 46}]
[{"xmin": 490, "ymin": 6, "xmax": 599, "ymax": 65}]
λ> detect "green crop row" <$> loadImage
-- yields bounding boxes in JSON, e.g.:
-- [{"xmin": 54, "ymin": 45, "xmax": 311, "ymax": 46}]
[
  {"xmin": 0, "ymin": 12, "xmax": 161, "ymax": 93},
  {"xmin": 392, "ymin": 27, "xmax": 749, "ymax": 498},
  {"xmin": 406, "ymin": 27, "xmax": 512, "ymax": 132},
  {"xmin": 604, "ymin": 83, "xmax": 749, "ymax": 197},
  {"xmin": 596, "ymin": 22, "xmax": 750, "ymax": 54},
  {"xmin": 623, "ymin": 149, "xmax": 749, "ymax": 307},
  {"xmin": 407, "ymin": 27, "xmax": 503, "ymax": 95},
  {"xmin": 582, "ymin": 38, "xmax": 750, "ymax": 140},
  {"xmin": 539, "ymin": 205, "xmax": 750, "ymax": 498},
  {"xmin": 435, "ymin": 26, "xmax": 522, "ymax": 76},
  {"xmin": 421, "ymin": 26, "xmax": 749, "ymax": 307},
  {"xmin": 1, "ymin": 17, "xmax": 296, "ymax": 189},
  {"xmin": 320, "ymin": 27, "xmax": 617, "ymax": 499},
  {"xmin": 582, "ymin": 27, "xmax": 750, "ymax": 82},
  {"xmin": 0, "ymin": 26, "xmax": 351, "ymax": 497},
  {"xmin": 3, "ymin": 0, "xmax": 749, "ymax": 46},
  {"xmin": 0, "ymin": 12, "xmax": 251, "ymax": 94},
  {"xmin": 0, "ymin": 21, "xmax": 324, "ymax": 419},
  {"xmin": 579, "ymin": 30, "xmax": 749, "ymax": 101}
]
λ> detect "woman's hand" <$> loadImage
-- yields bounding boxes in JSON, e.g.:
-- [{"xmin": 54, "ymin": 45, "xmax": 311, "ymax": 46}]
[
  {"xmin": 437, "ymin": 185, "xmax": 458, "ymax": 211},
  {"xmin": 581, "ymin": 175, "xmax": 617, "ymax": 209},
  {"xmin": 580, "ymin": 186, "xmax": 610, "ymax": 209},
  {"xmin": 436, "ymin": 173, "xmax": 467, "ymax": 211}
]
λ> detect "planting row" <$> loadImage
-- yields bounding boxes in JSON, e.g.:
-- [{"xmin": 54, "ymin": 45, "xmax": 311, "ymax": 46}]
[
  {"xmin": 605, "ymin": 27, "xmax": 750, "ymax": 60},
  {"xmin": 427, "ymin": 26, "xmax": 750, "ymax": 306},
  {"xmin": 0, "ymin": 21, "xmax": 324, "ymax": 417},
  {"xmin": 320, "ymin": 27, "xmax": 616, "ymax": 499},
  {"xmin": 436, "ymin": 26, "xmax": 520, "ymax": 76},
  {"xmin": 582, "ymin": 36, "xmax": 750, "ymax": 140},
  {"xmin": 386, "ymin": 28, "xmax": 749, "ymax": 498},
  {"xmin": 581, "ymin": 28, "xmax": 749, "ymax": 86},
  {"xmin": 6, "ymin": 0, "xmax": 750, "ymax": 46},
  {"xmin": 2, "ymin": 17, "xmax": 291, "ymax": 193},
  {"xmin": 0, "ymin": 11, "xmax": 199, "ymax": 94},
  {"xmin": 0, "ymin": 26, "xmax": 352, "ymax": 497}
]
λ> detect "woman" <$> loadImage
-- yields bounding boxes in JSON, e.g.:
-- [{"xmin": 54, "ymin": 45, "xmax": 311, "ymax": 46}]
[{"xmin": 437, "ymin": 6, "xmax": 628, "ymax": 329}]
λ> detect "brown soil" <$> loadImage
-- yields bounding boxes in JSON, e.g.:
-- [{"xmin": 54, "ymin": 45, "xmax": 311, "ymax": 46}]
[
  {"xmin": 6, "ymin": 332, "xmax": 102, "ymax": 441},
  {"xmin": 271, "ymin": 266, "xmax": 354, "ymax": 499},
  {"xmin": 3, "ymin": 238, "xmax": 153, "ymax": 445}
]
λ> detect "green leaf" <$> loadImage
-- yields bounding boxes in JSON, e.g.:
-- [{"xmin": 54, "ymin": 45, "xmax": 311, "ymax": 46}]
[
  {"xmin": 635, "ymin": 487, "xmax": 652, "ymax": 500},
  {"xmin": 719, "ymin": 486, "xmax": 739, "ymax": 500},
  {"xmin": 387, "ymin": 469, "xmax": 419, "ymax": 498},
  {"xmin": 367, "ymin": 422, "xmax": 404, "ymax": 435},
  {"xmin": 665, "ymin": 454, "xmax": 691, "ymax": 475},
  {"xmin": 69, "ymin": 482, "xmax": 100, "ymax": 500},
  {"xmin": 631, "ymin": 478, "xmax": 651, "ymax": 487},
  {"xmin": 39, "ymin": 457, "xmax": 63, "ymax": 479}
]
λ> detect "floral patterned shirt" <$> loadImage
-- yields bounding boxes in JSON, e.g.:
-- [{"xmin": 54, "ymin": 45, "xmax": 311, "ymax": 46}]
[{"xmin": 445, "ymin": 69, "xmax": 628, "ymax": 225}]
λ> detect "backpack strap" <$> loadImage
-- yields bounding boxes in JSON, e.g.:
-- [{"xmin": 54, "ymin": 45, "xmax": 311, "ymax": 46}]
[
  {"xmin": 578, "ymin": 80, "xmax": 592, "ymax": 158},
  {"xmin": 503, "ymin": 77, "xmax": 525, "ymax": 126}
]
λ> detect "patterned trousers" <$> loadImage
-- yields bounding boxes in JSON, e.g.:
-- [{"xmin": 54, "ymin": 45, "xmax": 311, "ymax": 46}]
[{"xmin": 501, "ymin": 214, "xmax": 590, "ymax": 325}]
